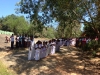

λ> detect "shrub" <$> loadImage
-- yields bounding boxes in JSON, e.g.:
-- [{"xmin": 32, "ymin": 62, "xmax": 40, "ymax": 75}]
[{"xmin": 82, "ymin": 40, "xmax": 99, "ymax": 57}]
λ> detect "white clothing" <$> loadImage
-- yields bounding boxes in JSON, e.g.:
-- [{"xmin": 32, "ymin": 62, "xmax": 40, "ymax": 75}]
[
  {"xmin": 34, "ymin": 48, "xmax": 40, "ymax": 60},
  {"xmin": 16, "ymin": 37, "xmax": 19, "ymax": 42},
  {"xmin": 28, "ymin": 47, "xmax": 32, "ymax": 60},
  {"xmin": 46, "ymin": 44, "xmax": 50, "ymax": 57},
  {"xmin": 59, "ymin": 39, "xmax": 62, "ymax": 46},
  {"xmin": 42, "ymin": 46, "xmax": 46, "ymax": 57},
  {"xmin": 28, "ymin": 40, "xmax": 35, "ymax": 60},
  {"xmin": 40, "ymin": 47, "xmax": 44, "ymax": 58},
  {"xmin": 11, "ymin": 36, "xmax": 14, "ymax": 42},
  {"xmin": 51, "ymin": 42, "xmax": 56, "ymax": 55}
]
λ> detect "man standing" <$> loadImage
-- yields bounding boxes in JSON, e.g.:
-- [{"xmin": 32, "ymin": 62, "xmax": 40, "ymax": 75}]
[
  {"xmin": 15, "ymin": 35, "xmax": 19, "ymax": 48},
  {"xmin": 10, "ymin": 34, "xmax": 14, "ymax": 49},
  {"xmin": 19, "ymin": 35, "xmax": 22, "ymax": 47}
]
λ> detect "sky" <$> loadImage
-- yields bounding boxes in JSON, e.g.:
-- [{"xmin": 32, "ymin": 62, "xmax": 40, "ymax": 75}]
[{"xmin": 0, "ymin": 0, "xmax": 23, "ymax": 17}]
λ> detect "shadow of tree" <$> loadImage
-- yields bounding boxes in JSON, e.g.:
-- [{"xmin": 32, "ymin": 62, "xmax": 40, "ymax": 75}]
[
  {"xmin": 0, "ymin": 46, "xmax": 11, "ymax": 52},
  {"xmin": 3, "ymin": 46, "xmax": 100, "ymax": 75}
]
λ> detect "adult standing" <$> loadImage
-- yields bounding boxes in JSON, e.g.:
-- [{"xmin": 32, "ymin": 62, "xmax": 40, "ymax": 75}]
[
  {"xmin": 34, "ymin": 41, "xmax": 41, "ymax": 60},
  {"xmin": 15, "ymin": 35, "xmax": 19, "ymax": 48},
  {"xmin": 51, "ymin": 39, "xmax": 56, "ymax": 55},
  {"xmin": 56, "ymin": 39, "xmax": 60, "ymax": 52},
  {"xmin": 19, "ymin": 35, "xmax": 22, "ymax": 48},
  {"xmin": 22, "ymin": 35, "xmax": 25, "ymax": 48},
  {"xmin": 28, "ymin": 36, "xmax": 35, "ymax": 60},
  {"xmin": 10, "ymin": 34, "xmax": 14, "ymax": 49}
]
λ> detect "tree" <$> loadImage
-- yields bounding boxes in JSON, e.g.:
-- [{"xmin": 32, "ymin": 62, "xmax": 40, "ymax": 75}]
[
  {"xmin": 16, "ymin": 0, "xmax": 45, "ymax": 35},
  {"xmin": 16, "ymin": 0, "xmax": 100, "ymax": 39},
  {"xmin": 42, "ymin": 26, "xmax": 56, "ymax": 38},
  {"xmin": 1, "ymin": 14, "xmax": 29, "ymax": 35}
]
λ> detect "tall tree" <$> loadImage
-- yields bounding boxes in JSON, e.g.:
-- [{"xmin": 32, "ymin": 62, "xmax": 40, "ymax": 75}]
[
  {"xmin": 16, "ymin": 0, "xmax": 99, "ymax": 38},
  {"xmin": 1, "ymin": 14, "xmax": 29, "ymax": 34}
]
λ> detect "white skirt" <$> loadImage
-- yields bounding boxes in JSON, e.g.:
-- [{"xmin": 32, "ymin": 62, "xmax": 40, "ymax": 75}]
[
  {"xmin": 34, "ymin": 49, "xmax": 40, "ymax": 60},
  {"xmin": 31, "ymin": 47, "xmax": 35, "ymax": 60},
  {"xmin": 51, "ymin": 46, "xmax": 56, "ymax": 55},
  {"xmin": 28, "ymin": 48, "xmax": 32, "ymax": 60},
  {"xmin": 28, "ymin": 47, "xmax": 35, "ymax": 60}
]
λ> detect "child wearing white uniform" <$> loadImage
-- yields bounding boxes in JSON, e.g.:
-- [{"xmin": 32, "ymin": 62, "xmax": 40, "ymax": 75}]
[
  {"xmin": 51, "ymin": 39, "xmax": 56, "ymax": 55},
  {"xmin": 34, "ymin": 42, "xmax": 40, "ymax": 60},
  {"xmin": 46, "ymin": 42, "xmax": 50, "ymax": 57},
  {"xmin": 42, "ymin": 41, "xmax": 47, "ymax": 58}
]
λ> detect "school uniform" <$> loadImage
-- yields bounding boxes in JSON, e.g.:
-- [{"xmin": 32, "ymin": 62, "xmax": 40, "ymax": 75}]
[
  {"xmin": 46, "ymin": 43, "xmax": 50, "ymax": 57},
  {"xmin": 42, "ymin": 45, "xmax": 46, "ymax": 57},
  {"xmin": 34, "ymin": 44, "xmax": 40, "ymax": 60},
  {"xmin": 28, "ymin": 40, "xmax": 35, "ymax": 60},
  {"xmin": 51, "ymin": 42, "xmax": 56, "ymax": 55}
]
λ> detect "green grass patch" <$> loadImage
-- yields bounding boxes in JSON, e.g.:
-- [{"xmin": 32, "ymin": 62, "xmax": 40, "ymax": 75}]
[{"xmin": 0, "ymin": 61, "xmax": 15, "ymax": 75}]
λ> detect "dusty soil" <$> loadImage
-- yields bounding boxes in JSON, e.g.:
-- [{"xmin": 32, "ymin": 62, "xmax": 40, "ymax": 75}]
[{"xmin": 0, "ymin": 34, "xmax": 100, "ymax": 75}]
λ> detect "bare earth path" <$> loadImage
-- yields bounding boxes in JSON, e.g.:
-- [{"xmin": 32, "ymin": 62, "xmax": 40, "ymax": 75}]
[{"xmin": 0, "ymin": 34, "xmax": 100, "ymax": 75}]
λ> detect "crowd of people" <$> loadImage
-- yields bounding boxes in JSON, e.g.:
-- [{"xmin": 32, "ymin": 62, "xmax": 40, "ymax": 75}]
[
  {"xmin": 28, "ymin": 36, "xmax": 98, "ymax": 61},
  {"xmin": 7, "ymin": 34, "xmax": 98, "ymax": 61},
  {"xmin": 28, "ymin": 37, "xmax": 77, "ymax": 61},
  {"xmin": 28, "ymin": 37, "xmax": 64, "ymax": 60},
  {"xmin": 75, "ymin": 37, "xmax": 98, "ymax": 48},
  {"xmin": 9, "ymin": 34, "xmax": 31, "ymax": 49}
]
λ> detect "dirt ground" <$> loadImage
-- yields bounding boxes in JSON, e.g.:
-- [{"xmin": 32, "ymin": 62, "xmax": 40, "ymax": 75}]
[{"xmin": 0, "ymin": 34, "xmax": 100, "ymax": 75}]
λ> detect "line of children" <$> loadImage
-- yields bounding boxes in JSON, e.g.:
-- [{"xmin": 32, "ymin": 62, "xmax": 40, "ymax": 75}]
[
  {"xmin": 28, "ymin": 39, "xmax": 62, "ymax": 61},
  {"xmin": 28, "ymin": 36, "xmax": 99, "ymax": 61}
]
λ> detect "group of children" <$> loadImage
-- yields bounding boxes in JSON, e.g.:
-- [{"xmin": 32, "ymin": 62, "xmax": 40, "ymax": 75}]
[
  {"xmin": 28, "ymin": 36, "xmax": 98, "ymax": 61},
  {"xmin": 9, "ymin": 34, "xmax": 98, "ymax": 61},
  {"xmin": 28, "ymin": 37, "xmax": 67, "ymax": 61}
]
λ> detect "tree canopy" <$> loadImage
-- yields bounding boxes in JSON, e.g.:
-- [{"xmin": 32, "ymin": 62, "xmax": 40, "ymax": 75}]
[
  {"xmin": 0, "ymin": 14, "xmax": 56, "ymax": 38},
  {"xmin": 0, "ymin": 14, "xmax": 29, "ymax": 35},
  {"xmin": 15, "ymin": 0, "xmax": 100, "ymax": 38}
]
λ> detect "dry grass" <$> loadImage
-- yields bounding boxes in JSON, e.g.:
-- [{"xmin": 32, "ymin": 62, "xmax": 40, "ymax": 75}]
[{"xmin": 0, "ymin": 34, "xmax": 100, "ymax": 75}]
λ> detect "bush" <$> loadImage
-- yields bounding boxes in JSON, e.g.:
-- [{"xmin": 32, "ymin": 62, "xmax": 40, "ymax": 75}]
[{"xmin": 82, "ymin": 40, "xmax": 99, "ymax": 57}]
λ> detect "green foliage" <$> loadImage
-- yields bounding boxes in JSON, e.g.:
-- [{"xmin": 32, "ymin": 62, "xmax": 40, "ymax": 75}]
[
  {"xmin": 16, "ymin": 0, "xmax": 91, "ymax": 38},
  {"xmin": 89, "ymin": 40, "xmax": 98, "ymax": 50},
  {"xmin": 85, "ymin": 40, "xmax": 99, "ymax": 50},
  {"xmin": 82, "ymin": 40, "xmax": 99, "ymax": 57},
  {"xmin": 42, "ymin": 26, "xmax": 56, "ymax": 38},
  {"xmin": 0, "ymin": 14, "xmax": 29, "ymax": 35},
  {"xmin": 56, "ymin": 20, "xmax": 81, "ymax": 38},
  {"xmin": 15, "ymin": 0, "xmax": 100, "ymax": 40},
  {"xmin": 83, "ymin": 40, "xmax": 99, "ymax": 51},
  {"xmin": 0, "ymin": 14, "xmax": 55, "ymax": 38}
]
